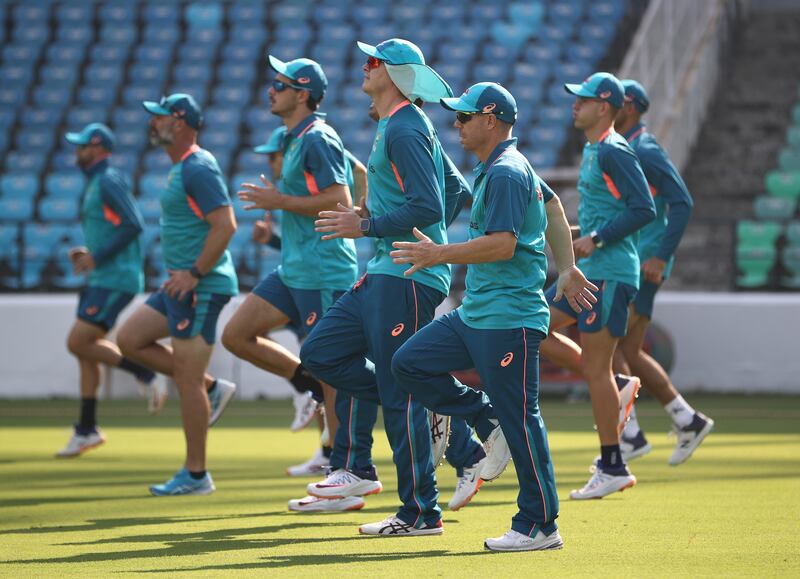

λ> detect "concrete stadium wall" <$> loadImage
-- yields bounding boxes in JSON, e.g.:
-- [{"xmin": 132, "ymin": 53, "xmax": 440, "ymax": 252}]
[{"xmin": 0, "ymin": 292, "xmax": 798, "ymax": 399}]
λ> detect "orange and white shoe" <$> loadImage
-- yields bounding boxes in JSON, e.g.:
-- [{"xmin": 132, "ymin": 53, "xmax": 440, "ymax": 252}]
[
  {"xmin": 288, "ymin": 495, "xmax": 365, "ymax": 512},
  {"xmin": 615, "ymin": 374, "xmax": 641, "ymax": 433},
  {"xmin": 55, "ymin": 427, "xmax": 106, "ymax": 458}
]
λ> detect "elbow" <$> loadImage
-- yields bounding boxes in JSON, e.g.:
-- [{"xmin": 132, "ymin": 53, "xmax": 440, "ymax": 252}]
[{"xmin": 418, "ymin": 205, "xmax": 443, "ymax": 229}]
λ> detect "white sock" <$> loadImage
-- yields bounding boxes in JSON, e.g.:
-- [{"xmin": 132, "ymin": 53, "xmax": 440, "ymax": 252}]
[
  {"xmin": 623, "ymin": 405, "xmax": 641, "ymax": 438},
  {"xmin": 665, "ymin": 395, "xmax": 695, "ymax": 428}
]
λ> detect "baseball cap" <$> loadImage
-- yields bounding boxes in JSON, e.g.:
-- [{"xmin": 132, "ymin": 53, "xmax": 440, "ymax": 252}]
[
  {"xmin": 268, "ymin": 55, "xmax": 327, "ymax": 101},
  {"xmin": 64, "ymin": 122, "xmax": 115, "ymax": 151},
  {"xmin": 441, "ymin": 82, "xmax": 518, "ymax": 125},
  {"xmin": 564, "ymin": 72, "xmax": 625, "ymax": 109},
  {"xmin": 254, "ymin": 126, "xmax": 287, "ymax": 154},
  {"xmin": 142, "ymin": 93, "xmax": 204, "ymax": 130},
  {"xmin": 622, "ymin": 79, "xmax": 650, "ymax": 113},
  {"xmin": 357, "ymin": 38, "xmax": 425, "ymax": 65}
]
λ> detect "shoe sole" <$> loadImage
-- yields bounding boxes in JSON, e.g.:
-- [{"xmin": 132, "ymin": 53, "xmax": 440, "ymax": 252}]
[
  {"xmin": 55, "ymin": 436, "xmax": 107, "ymax": 458},
  {"xmin": 359, "ymin": 527, "xmax": 444, "ymax": 537},
  {"xmin": 309, "ymin": 482, "xmax": 383, "ymax": 500},
  {"xmin": 484, "ymin": 537, "xmax": 564, "ymax": 552},
  {"xmin": 449, "ymin": 479, "xmax": 483, "ymax": 511},
  {"xmin": 149, "ymin": 485, "xmax": 216, "ymax": 497},
  {"xmin": 209, "ymin": 385, "xmax": 237, "ymax": 427},
  {"xmin": 569, "ymin": 477, "xmax": 637, "ymax": 500},
  {"xmin": 288, "ymin": 500, "xmax": 365, "ymax": 512},
  {"xmin": 669, "ymin": 419, "xmax": 714, "ymax": 466},
  {"xmin": 617, "ymin": 377, "xmax": 641, "ymax": 434}
]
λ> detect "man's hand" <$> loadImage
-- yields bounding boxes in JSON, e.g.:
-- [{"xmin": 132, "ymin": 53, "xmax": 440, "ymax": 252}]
[
  {"xmin": 641, "ymin": 256, "xmax": 666, "ymax": 284},
  {"xmin": 315, "ymin": 203, "xmax": 364, "ymax": 240},
  {"xmin": 354, "ymin": 196, "xmax": 370, "ymax": 219},
  {"xmin": 238, "ymin": 175, "xmax": 284, "ymax": 211},
  {"xmin": 69, "ymin": 247, "xmax": 95, "ymax": 274},
  {"xmin": 163, "ymin": 269, "xmax": 199, "ymax": 301},
  {"xmin": 553, "ymin": 265, "xmax": 599, "ymax": 314},
  {"xmin": 252, "ymin": 216, "xmax": 273, "ymax": 245},
  {"xmin": 573, "ymin": 235, "xmax": 596, "ymax": 259},
  {"xmin": 389, "ymin": 228, "xmax": 442, "ymax": 276}
]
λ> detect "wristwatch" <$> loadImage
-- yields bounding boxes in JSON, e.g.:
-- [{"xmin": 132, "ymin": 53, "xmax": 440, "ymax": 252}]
[
  {"xmin": 189, "ymin": 265, "xmax": 204, "ymax": 279},
  {"xmin": 590, "ymin": 230, "xmax": 604, "ymax": 249},
  {"xmin": 359, "ymin": 218, "xmax": 372, "ymax": 235}
]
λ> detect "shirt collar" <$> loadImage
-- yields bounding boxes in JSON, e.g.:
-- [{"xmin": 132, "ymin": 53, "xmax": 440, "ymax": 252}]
[
  {"xmin": 84, "ymin": 156, "xmax": 110, "ymax": 177},
  {"xmin": 473, "ymin": 138, "xmax": 518, "ymax": 176},
  {"xmin": 288, "ymin": 112, "xmax": 326, "ymax": 140},
  {"xmin": 622, "ymin": 122, "xmax": 646, "ymax": 142}
]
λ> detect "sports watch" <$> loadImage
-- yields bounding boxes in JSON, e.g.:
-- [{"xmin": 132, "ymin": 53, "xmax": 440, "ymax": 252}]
[
  {"xmin": 359, "ymin": 218, "xmax": 372, "ymax": 235},
  {"xmin": 590, "ymin": 230, "xmax": 604, "ymax": 249}
]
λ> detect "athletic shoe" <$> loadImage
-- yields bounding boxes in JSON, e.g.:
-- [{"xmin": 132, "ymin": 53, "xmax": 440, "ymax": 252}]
[
  {"xmin": 291, "ymin": 391, "xmax": 319, "ymax": 432},
  {"xmin": 286, "ymin": 448, "xmax": 330, "ymax": 477},
  {"xmin": 570, "ymin": 461, "xmax": 636, "ymax": 500},
  {"xmin": 620, "ymin": 429, "xmax": 652, "ymax": 462},
  {"xmin": 55, "ymin": 427, "xmax": 106, "ymax": 458},
  {"xmin": 429, "ymin": 411, "xmax": 450, "ymax": 468},
  {"xmin": 149, "ymin": 467, "xmax": 215, "ymax": 496},
  {"xmin": 307, "ymin": 468, "xmax": 383, "ymax": 499},
  {"xmin": 148, "ymin": 377, "xmax": 168, "ymax": 415},
  {"xmin": 288, "ymin": 495, "xmax": 365, "ymax": 512},
  {"xmin": 485, "ymin": 529, "xmax": 564, "ymax": 552},
  {"xmin": 480, "ymin": 423, "xmax": 512, "ymax": 481},
  {"xmin": 615, "ymin": 374, "xmax": 641, "ymax": 433},
  {"xmin": 448, "ymin": 457, "xmax": 485, "ymax": 511},
  {"xmin": 668, "ymin": 412, "xmax": 714, "ymax": 466},
  {"xmin": 359, "ymin": 516, "xmax": 443, "ymax": 536},
  {"xmin": 208, "ymin": 379, "xmax": 237, "ymax": 426}
]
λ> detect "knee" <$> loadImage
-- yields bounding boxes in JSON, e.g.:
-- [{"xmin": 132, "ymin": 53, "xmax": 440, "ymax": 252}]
[
  {"xmin": 220, "ymin": 324, "xmax": 243, "ymax": 356},
  {"xmin": 116, "ymin": 327, "xmax": 136, "ymax": 357},
  {"xmin": 66, "ymin": 332, "xmax": 84, "ymax": 357}
]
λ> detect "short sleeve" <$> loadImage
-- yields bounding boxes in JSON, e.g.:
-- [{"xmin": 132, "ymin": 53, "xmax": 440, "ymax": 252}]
[
  {"xmin": 539, "ymin": 178, "xmax": 555, "ymax": 203},
  {"xmin": 303, "ymin": 135, "xmax": 349, "ymax": 192},
  {"xmin": 484, "ymin": 171, "xmax": 530, "ymax": 237},
  {"xmin": 183, "ymin": 159, "xmax": 230, "ymax": 216}
]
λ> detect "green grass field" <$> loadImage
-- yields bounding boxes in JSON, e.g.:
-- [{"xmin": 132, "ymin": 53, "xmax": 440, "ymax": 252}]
[{"xmin": 1, "ymin": 395, "xmax": 798, "ymax": 578}]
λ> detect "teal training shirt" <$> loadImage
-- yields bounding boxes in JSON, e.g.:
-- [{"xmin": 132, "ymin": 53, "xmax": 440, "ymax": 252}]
[
  {"xmin": 161, "ymin": 145, "xmax": 238, "ymax": 295},
  {"xmin": 80, "ymin": 159, "xmax": 144, "ymax": 293},
  {"xmin": 576, "ymin": 128, "xmax": 655, "ymax": 288},
  {"xmin": 623, "ymin": 124, "xmax": 694, "ymax": 280},
  {"xmin": 278, "ymin": 113, "xmax": 358, "ymax": 290},
  {"xmin": 364, "ymin": 100, "xmax": 449, "ymax": 296},
  {"xmin": 458, "ymin": 139, "xmax": 553, "ymax": 332}
]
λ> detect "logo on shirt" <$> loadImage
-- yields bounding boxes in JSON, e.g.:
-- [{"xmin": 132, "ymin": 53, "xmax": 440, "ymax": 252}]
[
  {"xmin": 177, "ymin": 318, "xmax": 191, "ymax": 331},
  {"xmin": 306, "ymin": 312, "xmax": 317, "ymax": 326},
  {"xmin": 85, "ymin": 305, "xmax": 99, "ymax": 316},
  {"xmin": 536, "ymin": 185, "xmax": 543, "ymax": 201},
  {"xmin": 469, "ymin": 221, "xmax": 479, "ymax": 230},
  {"xmin": 500, "ymin": 352, "xmax": 514, "ymax": 367},
  {"xmin": 391, "ymin": 323, "xmax": 405, "ymax": 337}
]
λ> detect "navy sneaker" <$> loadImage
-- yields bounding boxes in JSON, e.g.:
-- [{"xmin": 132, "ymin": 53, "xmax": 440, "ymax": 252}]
[
  {"xmin": 669, "ymin": 412, "xmax": 714, "ymax": 466},
  {"xmin": 620, "ymin": 429, "xmax": 652, "ymax": 462}
]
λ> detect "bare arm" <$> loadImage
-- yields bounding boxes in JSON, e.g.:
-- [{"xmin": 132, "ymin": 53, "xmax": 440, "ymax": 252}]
[
  {"xmin": 238, "ymin": 175, "xmax": 352, "ymax": 218},
  {"xmin": 194, "ymin": 205, "xmax": 237, "ymax": 274},
  {"xmin": 352, "ymin": 158, "xmax": 368, "ymax": 209}
]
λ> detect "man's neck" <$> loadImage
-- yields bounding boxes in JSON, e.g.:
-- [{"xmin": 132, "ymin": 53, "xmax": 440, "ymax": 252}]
[
  {"xmin": 372, "ymin": 88, "xmax": 407, "ymax": 120},
  {"xmin": 164, "ymin": 136, "xmax": 198, "ymax": 164},
  {"xmin": 614, "ymin": 115, "xmax": 641, "ymax": 137},
  {"xmin": 283, "ymin": 107, "xmax": 315, "ymax": 133},
  {"xmin": 475, "ymin": 131, "xmax": 512, "ymax": 165},
  {"xmin": 585, "ymin": 118, "xmax": 614, "ymax": 144}
]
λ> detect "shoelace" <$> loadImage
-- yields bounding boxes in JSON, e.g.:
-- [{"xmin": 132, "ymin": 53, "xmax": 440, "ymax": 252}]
[{"xmin": 323, "ymin": 469, "xmax": 358, "ymax": 485}]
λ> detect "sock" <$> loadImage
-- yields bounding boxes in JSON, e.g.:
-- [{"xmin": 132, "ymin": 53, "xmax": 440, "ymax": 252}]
[
  {"xmin": 207, "ymin": 379, "xmax": 218, "ymax": 394},
  {"xmin": 290, "ymin": 364, "xmax": 324, "ymax": 401},
  {"xmin": 78, "ymin": 398, "xmax": 97, "ymax": 433},
  {"xmin": 189, "ymin": 470, "xmax": 207, "ymax": 480},
  {"xmin": 665, "ymin": 395, "xmax": 695, "ymax": 428},
  {"xmin": 600, "ymin": 444, "xmax": 624, "ymax": 470},
  {"xmin": 118, "ymin": 357, "xmax": 156, "ymax": 383},
  {"xmin": 623, "ymin": 405, "xmax": 641, "ymax": 438},
  {"xmin": 322, "ymin": 446, "xmax": 333, "ymax": 458}
]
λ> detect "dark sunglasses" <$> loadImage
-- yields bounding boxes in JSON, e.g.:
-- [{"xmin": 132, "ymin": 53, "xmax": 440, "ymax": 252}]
[
  {"xmin": 272, "ymin": 79, "xmax": 305, "ymax": 92},
  {"xmin": 365, "ymin": 56, "xmax": 383, "ymax": 70},
  {"xmin": 456, "ymin": 111, "xmax": 490, "ymax": 124}
]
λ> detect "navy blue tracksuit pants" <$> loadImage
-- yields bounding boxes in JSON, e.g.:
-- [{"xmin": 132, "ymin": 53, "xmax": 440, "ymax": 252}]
[
  {"xmin": 392, "ymin": 309, "xmax": 560, "ymax": 537},
  {"xmin": 301, "ymin": 274, "xmax": 444, "ymax": 527}
]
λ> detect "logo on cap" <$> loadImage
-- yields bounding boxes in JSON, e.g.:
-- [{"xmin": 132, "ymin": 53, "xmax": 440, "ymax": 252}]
[
  {"xmin": 297, "ymin": 77, "xmax": 311, "ymax": 85},
  {"xmin": 90, "ymin": 136, "xmax": 101, "ymax": 144},
  {"xmin": 599, "ymin": 91, "xmax": 611, "ymax": 99},
  {"xmin": 482, "ymin": 103, "xmax": 497, "ymax": 113}
]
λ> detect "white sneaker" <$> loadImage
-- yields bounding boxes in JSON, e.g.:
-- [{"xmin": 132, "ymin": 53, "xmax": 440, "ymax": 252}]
[
  {"xmin": 485, "ymin": 528, "xmax": 564, "ymax": 552},
  {"xmin": 359, "ymin": 516, "xmax": 443, "ymax": 536},
  {"xmin": 55, "ymin": 428, "xmax": 106, "ymax": 458},
  {"xmin": 481, "ymin": 423, "xmax": 512, "ymax": 481},
  {"xmin": 429, "ymin": 411, "xmax": 450, "ymax": 468},
  {"xmin": 570, "ymin": 461, "xmax": 636, "ymax": 500},
  {"xmin": 615, "ymin": 374, "xmax": 641, "ymax": 433},
  {"xmin": 307, "ymin": 468, "xmax": 382, "ymax": 499},
  {"xmin": 669, "ymin": 412, "xmax": 714, "ymax": 466},
  {"xmin": 288, "ymin": 495, "xmax": 365, "ymax": 512},
  {"xmin": 291, "ymin": 391, "xmax": 319, "ymax": 432},
  {"xmin": 448, "ymin": 457, "xmax": 485, "ymax": 511},
  {"xmin": 208, "ymin": 379, "xmax": 237, "ymax": 426},
  {"xmin": 286, "ymin": 448, "xmax": 330, "ymax": 477},
  {"xmin": 620, "ymin": 430, "xmax": 653, "ymax": 462},
  {"xmin": 147, "ymin": 377, "xmax": 168, "ymax": 415}
]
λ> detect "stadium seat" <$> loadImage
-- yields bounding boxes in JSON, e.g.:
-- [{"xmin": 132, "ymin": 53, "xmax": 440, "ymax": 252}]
[
  {"xmin": 0, "ymin": 198, "xmax": 34, "ymax": 221},
  {"xmin": 122, "ymin": 85, "xmax": 159, "ymax": 106},
  {"xmin": 174, "ymin": 64, "xmax": 213, "ymax": 85},
  {"xmin": 100, "ymin": 26, "xmax": 137, "ymax": 45},
  {"xmin": 133, "ymin": 45, "xmax": 175, "ymax": 65},
  {"xmin": 143, "ymin": 150, "xmax": 173, "ymax": 172},
  {"xmin": 778, "ymin": 148, "xmax": 800, "ymax": 172},
  {"xmin": 77, "ymin": 85, "xmax": 117, "ymax": 107},
  {"xmin": 51, "ymin": 151, "xmax": 79, "ymax": 172},
  {"xmin": 21, "ymin": 108, "xmax": 63, "ymax": 129},
  {"xmin": 780, "ymin": 246, "xmax": 800, "ymax": 289},
  {"xmin": 186, "ymin": 2, "xmax": 224, "ymax": 29},
  {"xmin": 85, "ymin": 64, "xmax": 124, "ymax": 86},
  {"xmin": 736, "ymin": 220, "xmax": 782, "ymax": 250},
  {"xmin": 765, "ymin": 170, "xmax": 800, "ymax": 199},
  {"xmin": 143, "ymin": 26, "xmax": 180, "ymax": 44},
  {"xmin": 44, "ymin": 43, "xmax": 86, "ymax": 65},
  {"xmin": 143, "ymin": 3, "xmax": 180, "ymax": 24},
  {"xmin": 218, "ymin": 63, "xmax": 256, "ymax": 85},
  {"xmin": 33, "ymin": 86, "xmax": 72, "ymax": 109},
  {"xmin": 56, "ymin": 26, "xmax": 93, "ymax": 46},
  {"xmin": 108, "ymin": 153, "xmax": 139, "ymax": 175},
  {"xmin": 138, "ymin": 173, "xmax": 168, "ymax": 198},
  {"xmin": 39, "ymin": 198, "xmax": 80, "ymax": 222},
  {"xmin": 67, "ymin": 107, "xmax": 106, "ymax": 129},
  {"xmin": 89, "ymin": 43, "xmax": 129, "ymax": 64},
  {"xmin": 229, "ymin": 2, "xmax": 265, "ymax": 23},
  {"xmin": 735, "ymin": 245, "xmax": 776, "ymax": 288},
  {"xmin": 99, "ymin": 3, "xmax": 137, "ymax": 23},
  {"xmin": 787, "ymin": 126, "xmax": 800, "ymax": 148},
  {"xmin": 0, "ymin": 65, "xmax": 34, "ymax": 89},
  {"xmin": 138, "ymin": 197, "xmax": 162, "ymax": 222},
  {"xmin": 212, "ymin": 85, "xmax": 251, "ymax": 107},
  {"xmin": 0, "ymin": 88, "xmax": 25, "ymax": 109},
  {"xmin": 116, "ymin": 131, "xmax": 148, "ymax": 154},
  {"xmin": 785, "ymin": 221, "xmax": 800, "ymax": 247},
  {"xmin": 112, "ymin": 107, "xmax": 147, "ymax": 129},
  {"xmin": 15, "ymin": 129, "xmax": 55, "ymax": 152},
  {"xmin": 753, "ymin": 196, "xmax": 796, "ymax": 221},
  {"xmin": 129, "ymin": 63, "xmax": 169, "ymax": 85},
  {"xmin": 2, "ymin": 44, "xmax": 41, "ymax": 65},
  {"xmin": 222, "ymin": 43, "xmax": 262, "ymax": 63},
  {"xmin": 51, "ymin": 246, "xmax": 84, "ymax": 290},
  {"xmin": 1, "ymin": 174, "xmax": 39, "ymax": 199},
  {"xmin": 5, "ymin": 151, "xmax": 47, "ymax": 173}
]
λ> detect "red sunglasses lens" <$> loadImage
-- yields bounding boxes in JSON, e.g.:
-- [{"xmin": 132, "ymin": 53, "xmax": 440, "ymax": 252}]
[{"xmin": 367, "ymin": 56, "xmax": 382, "ymax": 69}]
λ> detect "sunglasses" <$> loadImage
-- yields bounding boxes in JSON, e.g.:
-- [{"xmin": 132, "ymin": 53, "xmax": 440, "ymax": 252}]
[
  {"xmin": 272, "ymin": 79, "xmax": 306, "ymax": 92},
  {"xmin": 365, "ymin": 56, "xmax": 383, "ymax": 70},
  {"xmin": 455, "ymin": 111, "xmax": 490, "ymax": 124}
]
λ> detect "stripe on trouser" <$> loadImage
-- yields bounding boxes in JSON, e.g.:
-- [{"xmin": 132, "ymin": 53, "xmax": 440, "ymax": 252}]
[
  {"xmin": 521, "ymin": 328, "xmax": 549, "ymax": 530},
  {"xmin": 345, "ymin": 397, "xmax": 354, "ymax": 468},
  {"xmin": 407, "ymin": 280, "xmax": 424, "ymax": 527}
]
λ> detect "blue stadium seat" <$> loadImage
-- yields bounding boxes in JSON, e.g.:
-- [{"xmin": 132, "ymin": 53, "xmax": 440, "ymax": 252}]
[
  {"xmin": 547, "ymin": 84, "xmax": 576, "ymax": 107},
  {"xmin": 20, "ymin": 108, "xmax": 62, "ymax": 129},
  {"xmin": 99, "ymin": 3, "xmax": 137, "ymax": 25},
  {"xmin": 142, "ymin": 150, "xmax": 173, "ymax": 172},
  {"xmin": 229, "ymin": 2, "xmax": 265, "ymax": 24},
  {"xmin": 539, "ymin": 106, "xmax": 573, "ymax": 126},
  {"xmin": 77, "ymin": 85, "xmax": 117, "ymax": 107},
  {"xmin": 514, "ymin": 62, "xmax": 552, "ymax": 85},
  {"xmin": 99, "ymin": 26, "xmax": 136, "ymax": 45},
  {"xmin": 0, "ymin": 65, "xmax": 34, "ymax": 89},
  {"xmin": 143, "ymin": 3, "xmax": 180, "ymax": 23},
  {"xmin": 222, "ymin": 43, "xmax": 261, "ymax": 63},
  {"xmin": 66, "ymin": 107, "xmax": 107, "ymax": 129},
  {"xmin": 15, "ymin": 129, "xmax": 55, "ymax": 152},
  {"xmin": 138, "ymin": 197, "xmax": 162, "ymax": 222},
  {"xmin": 13, "ymin": 3, "xmax": 51, "ymax": 23},
  {"xmin": 524, "ymin": 43, "xmax": 562, "ymax": 63},
  {"xmin": 525, "ymin": 148, "xmax": 559, "ymax": 170},
  {"xmin": 212, "ymin": 85, "xmax": 251, "ymax": 107},
  {"xmin": 140, "ymin": 225, "xmax": 160, "ymax": 250},
  {"xmin": 0, "ymin": 197, "xmax": 35, "ymax": 221},
  {"xmin": 550, "ymin": 1, "xmax": 583, "ymax": 21},
  {"xmin": 89, "ymin": 43, "xmax": 129, "ymax": 64},
  {"xmin": 112, "ymin": 107, "xmax": 147, "ymax": 129},
  {"xmin": 56, "ymin": 26, "xmax": 94, "ymax": 46},
  {"xmin": 142, "ymin": 26, "xmax": 180, "ymax": 45},
  {"xmin": 218, "ymin": 63, "xmax": 256, "ymax": 85},
  {"xmin": 44, "ymin": 172, "xmax": 86, "ymax": 199},
  {"xmin": 0, "ymin": 225, "xmax": 19, "ymax": 256},
  {"xmin": 108, "ymin": 153, "xmax": 138, "ymax": 175},
  {"xmin": 186, "ymin": 2, "xmax": 224, "ymax": 29},
  {"xmin": 39, "ymin": 64, "xmax": 79, "ymax": 88},
  {"xmin": 1, "ymin": 174, "xmax": 39, "ymax": 199},
  {"xmin": 202, "ymin": 129, "xmax": 234, "ymax": 151},
  {"xmin": 85, "ymin": 64, "xmax": 124, "ymax": 86},
  {"xmin": 579, "ymin": 23, "xmax": 617, "ymax": 48},
  {"xmin": 176, "ymin": 43, "xmax": 219, "ymax": 64},
  {"xmin": 122, "ymin": 85, "xmax": 158, "ymax": 106},
  {"xmin": 587, "ymin": 1, "xmax": 625, "ymax": 24},
  {"xmin": 245, "ymin": 109, "xmax": 274, "ymax": 132},
  {"xmin": 133, "ymin": 45, "xmax": 175, "ymax": 64},
  {"xmin": 57, "ymin": 3, "xmax": 94, "ymax": 24},
  {"xmin": 313, "ymin": 4, "xmax": 349, "ymax": 24},
  {"xmin": 205, "ymin": 107, "xmax": 242, "ymax": 129},
  {"xmin": 174, "ymin": 64, "xmax": 213, "ymax": 84},
  {"xmin": 0, "ymin": 109, "xmax": 12, "ymax": 132},
  {"xmin": 116, "ymin": 131, "xmax": 148, "ymax": 154},
  {"xmin": 272, "ymin": 4, "xmax": 308, "ymax": 20},
  {"xmin": 39, "ymin": 198, "xmax": 80, "ymax": 222},
  {"xmin": 129, "ymin": 63, "xmax": 168, "ymax": 85},
  {"xmin": 168, "ymin": 85, "xmax": 208, "ymax": 105},
  {"xmin": 192, "ymin": 28, "xmax": 224, "ymax": 46},
  {"xmin": 51, "ymin": 151, "xmax": 78, "ymax": 172},
  {"xmin": 13, "ymin": 27, "xmax": 49, "ymax": 45},
  {"xmin": 473, "ymin": 62, "xmax": 510, "ymax": 84},
  {"xmin": 139, "ymin": 173, "xmax": 169, "ymax": 198},
  {"xmin": 44, "ymin": 43, "xmax": 86, "ymax": 65},
  {"xmin": 5, "ymin": 151, "xmax": 47, "ymax": 173},
  {"xmin": 235, "ymin": 151, "xmax": 265, "ymax": 172},
  {"xmin": 2, "ymin": 43, "xmax": 41, "ymax": 64},
  {"xmin": 52, "ymin": 245, "xmax": 85, "ymax": 289}
]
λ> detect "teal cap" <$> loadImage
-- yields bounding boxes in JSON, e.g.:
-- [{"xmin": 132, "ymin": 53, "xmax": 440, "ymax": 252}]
[
  {"xmin": 254, "ymin": 126, "xmax": 287, "ymax": 154},
  {"xmin": 441, "ymin": 82, "xmax": 518, "ymax": 125},
  {"xmin": 268, "ymin": 55, "xmax": 327, "ymax": 101},
  {"xmin": 622, "ymin": 79, "xmax": 650, "ymax": 113},
  {"xmin": 142, "ymin": 93, "xmax": 204, "ymax": 130},
  {"xmin": 564, "ymin": 72, "xmax": 625, "ymax": 108},
  {"xmin": 357, "ymin": 38, "xmax": 425, "ymax": 65},
  {"xmin": 65, "ymin": 122, "xmax": 115, "ymax": 150}
]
